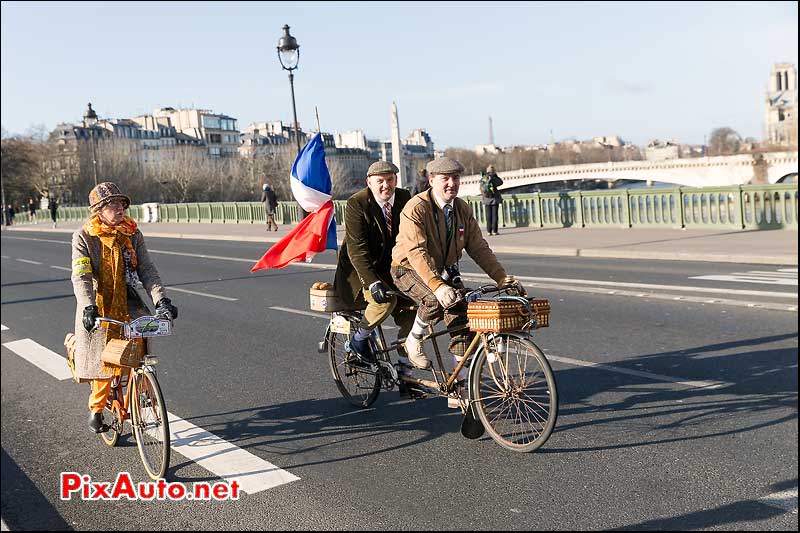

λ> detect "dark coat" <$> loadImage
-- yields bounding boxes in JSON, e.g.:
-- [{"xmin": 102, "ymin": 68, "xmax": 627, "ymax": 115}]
[
  {"xmin": 480, "ymin": 172, "xmax": 504, "ymax": 206},
  {"xmin": 334, "ymin": 187, "xmax": 412, "ymax": 308},
  {"xmin": 260, "ymin": 187, "xmax": 278, "ymax": 215}
]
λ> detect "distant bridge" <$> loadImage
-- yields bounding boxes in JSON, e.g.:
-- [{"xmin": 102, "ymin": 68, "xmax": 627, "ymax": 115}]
[{"xmin": 459, "ymin": 151, "xmax": 798, "ymax": 196}]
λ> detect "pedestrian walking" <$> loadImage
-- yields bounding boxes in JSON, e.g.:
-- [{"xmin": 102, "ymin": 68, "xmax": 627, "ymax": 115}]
[
  {"xmin": 49, "ymin": 197, "xmax": 59, "ymax": 228},
  {"xmin": 5, "ymin": 204, "xmax": 15, "ymax": 226},
  {"xmin": 480, "ymin": 165, "xmax": 504, "ymax": 235},
  {"xmin": 27, "ymin": 197, "xmax": 37, "ymax": 224},
  {"xmin": 261, "ymin": 183, "xmax": 279, "ymax": 231}
]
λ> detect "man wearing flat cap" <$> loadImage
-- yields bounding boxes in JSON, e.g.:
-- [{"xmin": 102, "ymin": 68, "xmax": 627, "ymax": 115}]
[
  {"xmin": 390, "ymin": 156, "xmax": 525, "ymax": 404},
  {"xmin": 333, "ymin": 160, "xmax": 414, "ymax": 363},
  {"xmin": 70, "ymin": 182, "xmax": 178, "ymax": 433}
]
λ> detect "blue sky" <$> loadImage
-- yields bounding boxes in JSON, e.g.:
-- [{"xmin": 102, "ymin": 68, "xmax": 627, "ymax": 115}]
[{"xmin": 1, "ymin": 1, "xmax": 797, "ymax": 148}]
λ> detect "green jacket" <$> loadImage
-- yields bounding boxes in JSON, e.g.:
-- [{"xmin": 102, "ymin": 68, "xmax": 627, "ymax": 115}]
[{"xmin": 334, "ymin": 187, "xmax": 412, "ymax": 308}]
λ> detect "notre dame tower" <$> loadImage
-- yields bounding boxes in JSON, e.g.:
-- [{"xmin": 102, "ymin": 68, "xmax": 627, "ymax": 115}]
[{"xmin": 764, "ymin": 63, "xmax": 797, "ymax": 147}]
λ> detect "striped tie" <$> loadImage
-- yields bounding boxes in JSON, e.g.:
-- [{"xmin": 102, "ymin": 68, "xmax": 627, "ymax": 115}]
[{"xmin": 383, "ymin": 202, "xmax": 392, "ymax": 236}]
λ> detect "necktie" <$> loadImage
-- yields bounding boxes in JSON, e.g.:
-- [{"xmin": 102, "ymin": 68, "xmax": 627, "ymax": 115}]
[
  {"xmin": 443, "ymin": 204, "xmax": 453, "ymax": 233},
  {"xmin": 383, "ymin": 202, "xmax": 392, "ymax": 236}
]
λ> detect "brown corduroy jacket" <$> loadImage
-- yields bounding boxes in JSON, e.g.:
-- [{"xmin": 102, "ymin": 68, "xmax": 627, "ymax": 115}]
[{"xmin": 392, "ymin": 190, "xmax": 507, "ymax": 291}]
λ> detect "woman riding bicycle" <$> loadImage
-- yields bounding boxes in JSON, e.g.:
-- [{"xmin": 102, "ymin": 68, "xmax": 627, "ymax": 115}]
[{"xmin": 70, "ymin": 182, "xmax": 178, "ymax": 433}]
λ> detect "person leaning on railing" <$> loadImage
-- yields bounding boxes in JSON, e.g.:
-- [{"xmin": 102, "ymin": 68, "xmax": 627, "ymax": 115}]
[
  {"xmin": 70, "ymin": 182, "xmax": 178, "ymax": 433},
  {"xmin": 389, "ymin": 157, "xmax": 525, "ymax": 403}
]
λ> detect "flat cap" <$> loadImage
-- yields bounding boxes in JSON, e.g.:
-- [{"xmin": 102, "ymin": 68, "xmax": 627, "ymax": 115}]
[
  {"xmin": 367, "ymin": 160, "xmax": 399, "ymax": 176},
  {"xmin": 426, "ymin": 156, "xmax": 465, "ymax": 176}
]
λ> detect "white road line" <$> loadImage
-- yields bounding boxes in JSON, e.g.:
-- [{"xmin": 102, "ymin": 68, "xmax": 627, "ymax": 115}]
[
  {"xmin": 270, "ymin": 306, "xmax": 329, "ymax": 320},
  {"xmin": 1, "ymin": 325, "xmax": 8, "ymax": 331},
  {"xmin": 12, "ymin": 237, "xmax": 794, "ymax": 299},
  {"xmin": 166, "ymin": 286, "xmax": 238, "ymax": 301},
  {"xmin": 269, "ymin": 306, "xmax": 397, "ymax": 329},
  {"xmin": 15, "ymin": 258, "xmax": 42, "ymax": 265},
  {"xmin": 1, "ymin": 255, "xmax": 9, "ymax": 259},
  {"xmin": 1, "ymin": 517, "xmax": 8, "ymax": 531},
  {"xmin": 50, "ymin": 265, "xmax": 71, "ymax": 272},
  {"xmin": 168, "ymin": 413, "xmax": 300, "ymax": 494},
  {"xmin": 689, "ymin": 274, "xmax": 797, "ymax": 286},
  {"xmin": 757, "ymin": 487, "xmax": 798, "ymax": 514},
  {"xmin": 491, "ymin": 274, "xmax": 797, "ymax": 298},
  {"xmin": 2, "ymin": 339, "xmax": 72, "ymax": 380},
  {"xmin": 2, "ymin": 236, "xmax": 69, "ymax": 245},
  {"xmin": 268, "ymin": 305, "xmax": 725, "ymax": 387},
  {"xmin": 545, "ymin": 354, "xmax": 727, "ymax": 390}
]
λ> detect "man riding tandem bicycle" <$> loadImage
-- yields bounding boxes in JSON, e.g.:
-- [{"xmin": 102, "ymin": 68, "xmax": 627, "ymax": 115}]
[{"xmin": 316, "ymin": 157, "xmax": 558, "ymax": 452}]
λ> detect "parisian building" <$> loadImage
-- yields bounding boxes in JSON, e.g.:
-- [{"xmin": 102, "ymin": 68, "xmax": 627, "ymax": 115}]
[{"xmin": 764, "ymin": 62, "xmax": 798, "ymax": 146}]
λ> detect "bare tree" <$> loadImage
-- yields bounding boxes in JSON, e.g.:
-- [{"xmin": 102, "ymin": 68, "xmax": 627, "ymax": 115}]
[{"xmin": 708, "ymin": 127, "xmax": 742, "ymax": 156}]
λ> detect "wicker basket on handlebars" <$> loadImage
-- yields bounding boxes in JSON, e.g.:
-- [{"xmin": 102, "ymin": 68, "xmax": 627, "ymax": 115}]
[{"xmin": 467, "ymin": 298, "xmax": 550, "ymax": 332}]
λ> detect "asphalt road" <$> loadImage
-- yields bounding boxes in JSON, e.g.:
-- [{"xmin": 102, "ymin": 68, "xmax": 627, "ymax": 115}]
[{"xmin": 1, "ymin": 232, "xmax": 797, "ymax": 531}]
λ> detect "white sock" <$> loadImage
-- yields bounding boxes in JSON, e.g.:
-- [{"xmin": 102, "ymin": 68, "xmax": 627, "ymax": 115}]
[
  {"xmin": 353, "ymin": 328, "xmax": 372, "ymax": 342},
  {"xmin": 409, "ymin": 315, "xmax": 429, "ymax": 341}
]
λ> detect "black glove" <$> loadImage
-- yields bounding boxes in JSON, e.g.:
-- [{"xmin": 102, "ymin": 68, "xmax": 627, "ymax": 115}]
[
  {"xmin": 155, "ymin": 298, "xmax": 178, "ymax": 320},
  {"xmin": 369, "ymin": 281, "xmax": 391, "ymax": 304},
  {"xmin": 82, "ymin": 305, "xmax": 99, "ymax": 332}
]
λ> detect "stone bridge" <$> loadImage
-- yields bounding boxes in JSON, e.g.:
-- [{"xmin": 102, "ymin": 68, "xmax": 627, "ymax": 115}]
[{"xmin": 459, "ymin": 151, "xmax": 798, "ymax": 197}]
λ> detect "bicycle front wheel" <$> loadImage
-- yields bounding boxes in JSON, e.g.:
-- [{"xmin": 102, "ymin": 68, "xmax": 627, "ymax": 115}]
[
  {"xmin": 327, "ymin": 315, "xmax": 380, "ymax": 408},
  {"xmin": 100, "ymin": 400, "xmax": 123, "ymax": 447},
  {"xmin": 131, "ymin": 369, "xmax": 170, "ymax": 479},
  {"xmin": 470, "ymin": 333, "xmax": 558, "ymax": 453}
]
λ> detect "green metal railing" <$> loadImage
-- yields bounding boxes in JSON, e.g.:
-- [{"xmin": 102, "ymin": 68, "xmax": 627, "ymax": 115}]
[{"xmin": 19, "ymin": 184, "xmax": 798, "ymax": 230}]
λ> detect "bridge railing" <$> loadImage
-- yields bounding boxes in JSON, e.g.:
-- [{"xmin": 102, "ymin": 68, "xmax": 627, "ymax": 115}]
[{"xmin": 18, "ymin": 184, "xmax": 797, "ymax": 230}]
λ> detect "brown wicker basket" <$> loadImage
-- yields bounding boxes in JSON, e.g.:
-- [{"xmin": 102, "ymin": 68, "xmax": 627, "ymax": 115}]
[
  {"xmin": 467, "ymin": 298, "xmax": 550, "ymax": 332},
  {"xmin": 100, "ymin": 338, "xmax": 145, "ymax": 368}
]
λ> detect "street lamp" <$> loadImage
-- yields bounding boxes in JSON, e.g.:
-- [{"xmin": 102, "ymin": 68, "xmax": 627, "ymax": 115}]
[
  {"xmin": 277, "ymin": 24, "xmax": 301, "ymax": 155},
  {"xmin": 277, "ymin": 24, "xmax": 308, "ymax": 219},
  {"xmin": 83, "ymin": 102, "xmax": 99, "ymax": 186}
]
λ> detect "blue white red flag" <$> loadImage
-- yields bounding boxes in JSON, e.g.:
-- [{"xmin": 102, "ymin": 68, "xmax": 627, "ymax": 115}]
[{"xmin": 250, "ymin": 133, "xmax": 337, "ymax": 271}]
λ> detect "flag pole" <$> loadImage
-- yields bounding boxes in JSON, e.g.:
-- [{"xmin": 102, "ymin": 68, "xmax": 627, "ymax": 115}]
[{"xmin": 315, "ymin": 106, "xmax": 321, "ymax": 132}]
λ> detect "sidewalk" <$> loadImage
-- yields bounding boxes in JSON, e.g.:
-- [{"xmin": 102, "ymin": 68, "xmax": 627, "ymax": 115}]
[{"xmin": 3, "ymin": 221, "xmax": 797, "ymax": 265}]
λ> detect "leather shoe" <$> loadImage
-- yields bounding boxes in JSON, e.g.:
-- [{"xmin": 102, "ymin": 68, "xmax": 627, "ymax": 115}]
[
  {"xmin": 403, "ymin": 336, "xmax": 431, "ymax": 369},
  {"xmin": 88, "ymin": 412, "xmax": 108, "ymax": 433}
]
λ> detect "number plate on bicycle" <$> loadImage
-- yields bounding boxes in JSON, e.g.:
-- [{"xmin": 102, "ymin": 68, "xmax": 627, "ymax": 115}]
[
  {"xmin": 128, "ymin": 316, "xmax": 172, "ymax": 338},
  {"xmin": 330, "ymin": 315, "xmax": 351, "ymax": 334}
]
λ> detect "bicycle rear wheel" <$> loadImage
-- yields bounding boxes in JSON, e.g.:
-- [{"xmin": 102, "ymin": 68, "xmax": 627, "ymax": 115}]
[
  {"xmin": 131, "ymin": 369, "xmax": 170, "ymax": 479},
  {"xmin": 327, "ymin": 315, "xmax": 380, "ymax": 408},
  {"xmin": 470, "ymin": 333, "xmax": 558, "ymax": 453}
]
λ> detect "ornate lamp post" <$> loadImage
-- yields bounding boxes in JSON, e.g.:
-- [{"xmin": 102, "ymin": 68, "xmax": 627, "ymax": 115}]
[
  {"xmin": 277, "ymin": 24, "xmax": 307, "ymax": 219},
  {"xmin": 83, "ymin": 103, "xmax": 99, "ymax": 186},
  {"xmin": 277, "ymin": 24, "xmax": 301, "ymax": 155}
]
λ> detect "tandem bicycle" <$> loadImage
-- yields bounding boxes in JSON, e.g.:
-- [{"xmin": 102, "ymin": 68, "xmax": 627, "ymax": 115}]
[{"xmin": 319, "ymin": 284, "xmax": 558, "ymax": 453}]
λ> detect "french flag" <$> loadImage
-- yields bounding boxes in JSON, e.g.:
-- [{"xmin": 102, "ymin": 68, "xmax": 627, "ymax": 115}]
[{"xmin": 250, "ymin": 132, "xmax": 337, "ymax": 271}]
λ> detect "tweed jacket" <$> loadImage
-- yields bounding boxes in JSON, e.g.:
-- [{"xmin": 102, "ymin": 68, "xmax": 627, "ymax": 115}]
[
  {"xmin": 71, "ymin": 226, "xmax": 167, "ymax": 380},
  {"xmin": 392, "ymin": 190, "xmax": 507, "ymax": 291},
  {"xmin": 334, "ymin": 187, "xmax": 412, "ymax": 308}
]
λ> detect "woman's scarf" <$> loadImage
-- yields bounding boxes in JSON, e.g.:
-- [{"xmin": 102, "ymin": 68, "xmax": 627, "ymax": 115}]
[{"xmin": 85, "ymin": 215, "xmax": 139, "ymax": 372}]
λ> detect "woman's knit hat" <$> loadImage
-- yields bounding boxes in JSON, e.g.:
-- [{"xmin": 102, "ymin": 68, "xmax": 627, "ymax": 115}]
[{"xmin": 89, "ymin": 182, "xmax": 130, "ymax": 213}]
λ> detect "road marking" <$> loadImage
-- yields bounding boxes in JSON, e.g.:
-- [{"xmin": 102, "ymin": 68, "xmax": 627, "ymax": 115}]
[
  {"xmin": 168, "ymin": 413, "xmax": 300, "ymax": 494},
  {"xmin": 2, "ymin": 339, "xmax": 72, "ymax": 380},
  {"xmin": 269, "ymin": 305, "xmax": 726, "ymax": 388},
  {"xmin": 1, "ymin": 325, "xmax": 8, "ymax": 331},
  {"xmin": 270, "ymin": 306, "xmax": 329, "ymax": 320},
  {"xmin": 484, "ymin": 274, "xmax": 796, "ymax": 298},
  {"xmin": 8, "ymin": 236, "xmax": 794, "ymax": 301},
  {"xmin": 269, "ymin": 306, "xmax": 397, "ymax": 329},
  {"xmin": 15, "ymin": 258, "xmax": 42, "ymax": 265},
  {"xmin": 544, "ymin": 353, "xmax": 727, "ymax": 389},
  {"xmin": 757, "ymin": 487, "xmax": 798, "ymax": 514},
  {"xmin": 1, "ymin": 518, "xmax": 8, "ymax": 531},
  {"xmin": 1, "ymin": 236, "xmax": 69, "ymax": 245},
  {"xmin": 166, "ymin": 286, "xmax": 238, "ymax": 301},
  {"xmin": 50, "ymin": 265, "xmax": 71, "ymax": 272},
  {"xmin": 691, "ymin": 269, "xmax": 798, "ymax": 286}
]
